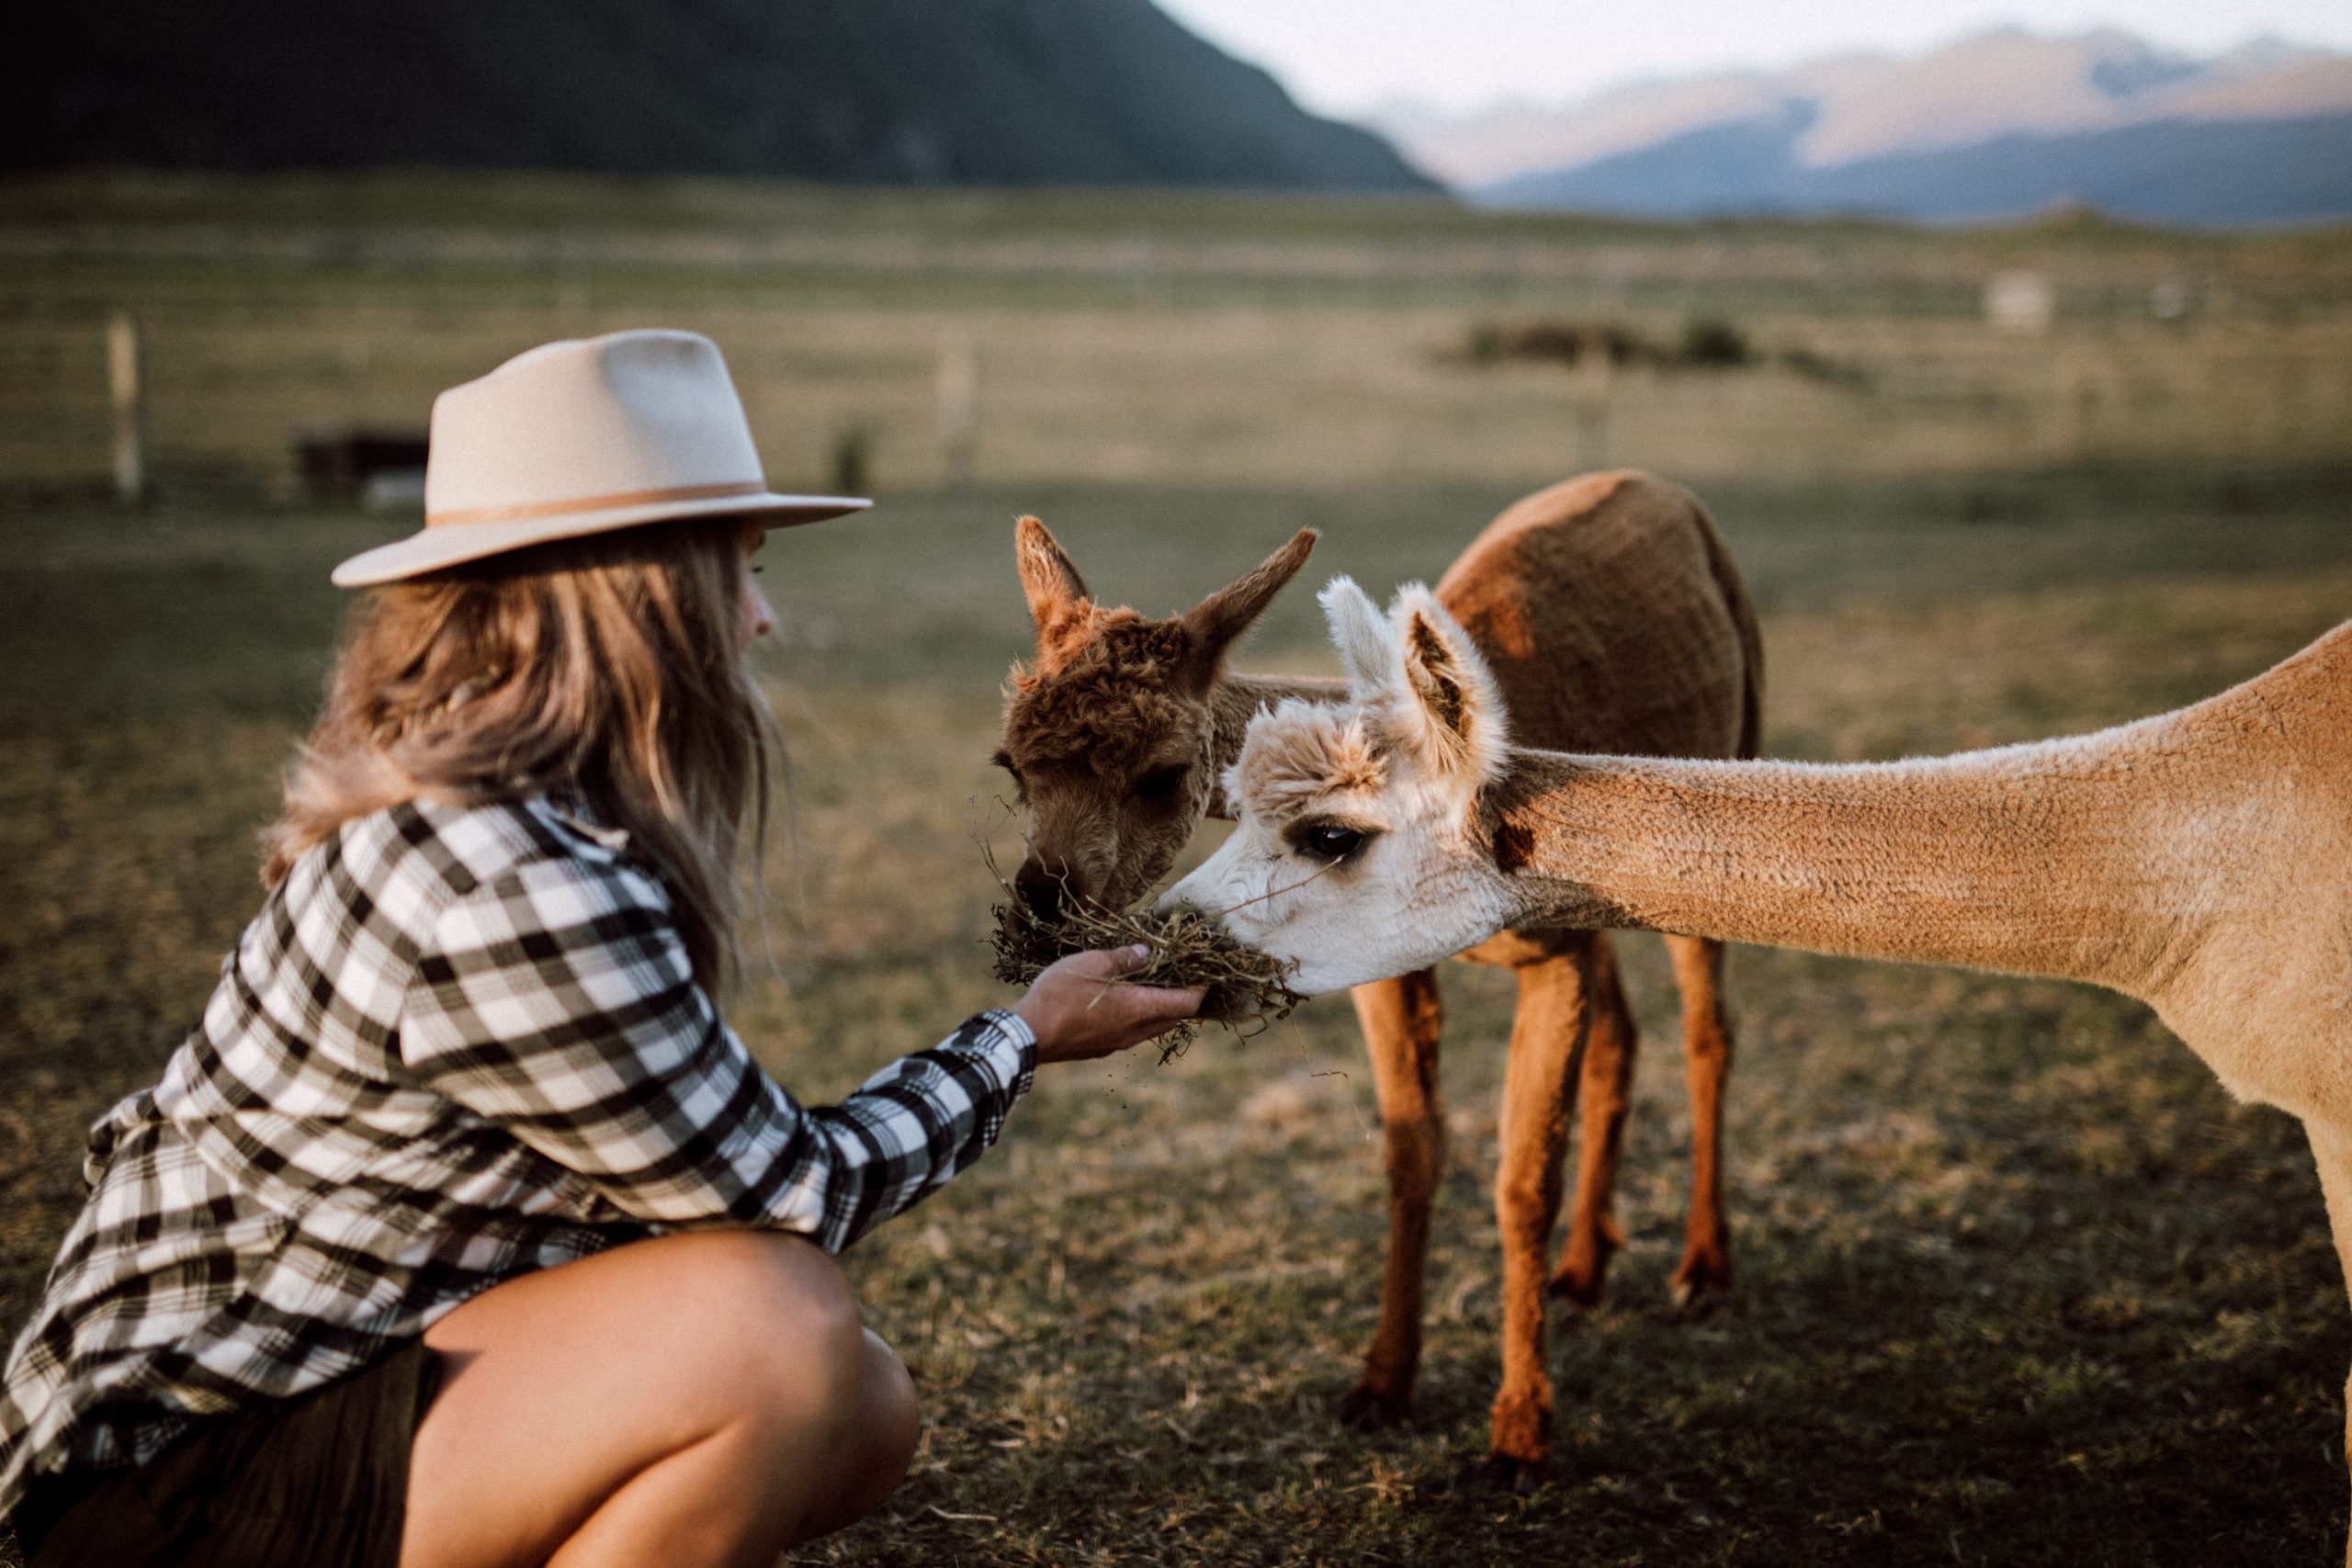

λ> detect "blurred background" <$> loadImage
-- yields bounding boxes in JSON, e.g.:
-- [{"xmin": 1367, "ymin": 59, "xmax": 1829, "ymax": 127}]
[{"xmin": 6, "ymin": 4, "xmax": 2351, "ymax": 1563}]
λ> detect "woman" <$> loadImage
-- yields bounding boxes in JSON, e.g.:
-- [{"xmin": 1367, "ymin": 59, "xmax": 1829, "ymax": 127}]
[{"xmin": 0, "ymin": 331, "xmax": 1202, "ymax": 1567}]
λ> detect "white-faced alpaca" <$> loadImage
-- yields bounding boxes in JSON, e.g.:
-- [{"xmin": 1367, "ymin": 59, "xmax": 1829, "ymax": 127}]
[
  {"xmin": 1168, "ymin": 580, "xmax": 2352, "ymax": 1543},
  {"xmin": 998, "ymin": 472, "xmax": 1761, "ymax": 1477}
]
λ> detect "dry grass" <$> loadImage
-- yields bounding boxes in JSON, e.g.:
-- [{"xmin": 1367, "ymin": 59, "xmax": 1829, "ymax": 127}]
[
  {"xmin": 8, "ymin": 298, "xmax": 2348, "ymax": 495},
  {"xmin": 4, "ymin": 174, "xmax": 2351, "ymax": 1562},
  {"xmin": 5, "ymin": 464, "xmax": 2350, "ymax": 1565},
  {"xmin": 987, "ymin": 887, "xmax": 1303, "ymax": 1060},
  {"xmin": 2, "ymin": 175, "xmax": 2349, "ymax": 498}
]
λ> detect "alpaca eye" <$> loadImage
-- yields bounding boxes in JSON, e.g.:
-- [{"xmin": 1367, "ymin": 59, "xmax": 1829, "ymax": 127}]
[
  {"xmin": 1136, "ymin": 764, "xmax": 1191, "ymax": 803},
  {"xmin": 1296, "ymin": 823, "xmax": 1369, "ymax": 862},
  {"xmin": 990, "ymin": 750, "xmax": 1027, "ymax": 802}
]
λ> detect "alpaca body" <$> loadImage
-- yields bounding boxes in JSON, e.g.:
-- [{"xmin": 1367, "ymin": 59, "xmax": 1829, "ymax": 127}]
[
  {"xmin": 998, "ymin": 472, "xmax": 1761, "ymax": 1472},
  {"xmin": 1170, "ymin": 582, "xmax": 2352, "ymax": 1540}
]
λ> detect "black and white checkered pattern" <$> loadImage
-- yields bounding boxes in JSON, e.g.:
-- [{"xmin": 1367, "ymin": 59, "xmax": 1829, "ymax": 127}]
[{"xmin": 0, "ymin": 795, "xmax": 1035, "ymax": 1512}]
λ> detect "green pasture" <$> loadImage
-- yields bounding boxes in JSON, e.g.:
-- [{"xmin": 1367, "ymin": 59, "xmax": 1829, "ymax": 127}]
[
  {"xmin": 6, "ymin": 459, "xmax": 2352, "ymax": 1565},
  {"xmin": 6, "ymin": 173, "xmax": 2350, "ymax": 499},
  {"xmin": 5, "ymin": 173, "xmax": 2352, "ymax": 1564}
]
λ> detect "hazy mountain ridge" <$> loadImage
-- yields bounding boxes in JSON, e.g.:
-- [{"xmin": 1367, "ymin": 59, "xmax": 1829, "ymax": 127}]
[
  {"xmin": 1377, "ymin": 28, "xmax": 2352, "ymax": 224},
  {"xmin": 7, "ymin": 0, "xmax": 1436, "ymax": 194},
  {"xmin": 1483, "ymin": 108, "xmax": 2352, "ymax": 227}
]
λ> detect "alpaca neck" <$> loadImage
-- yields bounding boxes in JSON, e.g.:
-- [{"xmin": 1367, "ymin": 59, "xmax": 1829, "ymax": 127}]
[
  {"xmin": 1208, "ymin": 672, "xmax": 1351, "ymax": 818},
  {"xmin": 1487, "ymin": 713, "xmax": 2233, "ymax": 1000}
]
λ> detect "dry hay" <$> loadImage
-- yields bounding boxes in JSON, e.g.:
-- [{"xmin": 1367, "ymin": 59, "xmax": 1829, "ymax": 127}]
[{"xmin": 989, "ymin": 897, "xmax": 1304, "ymax": 1063}]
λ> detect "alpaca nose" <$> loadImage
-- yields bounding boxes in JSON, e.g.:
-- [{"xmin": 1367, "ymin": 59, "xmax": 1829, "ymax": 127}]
[
  {"xmin": 1157, "ymin": 896, "xmax": 1208, "ymax": 926},
  {"xmin": 1014, "ymin": 859, "xmax": 1069, "ymax": 922},
  {"xmin": 1151, "ymin": 884, "xmax": 1202, "ymax": 920}
]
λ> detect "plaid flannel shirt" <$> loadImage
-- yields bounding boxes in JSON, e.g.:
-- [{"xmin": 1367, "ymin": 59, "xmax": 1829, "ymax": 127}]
[{"xmin": 0, "ymin": 795, "xmax": 1035, "ymax": 1515}]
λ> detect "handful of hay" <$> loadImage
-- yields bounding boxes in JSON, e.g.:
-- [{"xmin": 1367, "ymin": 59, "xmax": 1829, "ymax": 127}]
[{"xmin": 989, "ymin": 898, "xmax": 1305, "ymax": 1062}]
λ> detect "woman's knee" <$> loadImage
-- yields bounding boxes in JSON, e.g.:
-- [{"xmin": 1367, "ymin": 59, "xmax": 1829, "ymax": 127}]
[
  {"xmin": 656, "ymin": 1231, "xmax": 869, "ymax": 1424},
  {"xmin": 793, "ymin": 1330, "xmax": 922, "ymax": 1543},
  {"xmin": 863, "ymin": 1328, "xmax": 920, "ymax": 1470}
]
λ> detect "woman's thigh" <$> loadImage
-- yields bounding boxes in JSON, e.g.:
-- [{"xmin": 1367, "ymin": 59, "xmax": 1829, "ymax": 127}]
[{"xmin": 399, "ymin": 1228, "xmax": 895, "ymax": 1568}]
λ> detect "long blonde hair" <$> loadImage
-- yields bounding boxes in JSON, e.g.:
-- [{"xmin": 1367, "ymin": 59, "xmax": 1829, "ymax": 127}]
[{"xmin": 265, "ymin": 518, "xmax": 769, "ymax": 992}]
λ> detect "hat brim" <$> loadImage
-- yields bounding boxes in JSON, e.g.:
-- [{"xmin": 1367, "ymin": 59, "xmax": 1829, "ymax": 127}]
[{"xmin": 330, "ymin": 492, "xmax": 873, "ymax": 588}]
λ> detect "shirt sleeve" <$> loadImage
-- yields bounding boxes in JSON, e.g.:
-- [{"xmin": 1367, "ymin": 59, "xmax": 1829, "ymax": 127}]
[{"xmin": 396, "ymin": 849, "xmax": 1036, "ymax": 1254}]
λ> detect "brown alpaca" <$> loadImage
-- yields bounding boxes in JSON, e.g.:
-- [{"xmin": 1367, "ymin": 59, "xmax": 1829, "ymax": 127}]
[
  {"xmin": 995, "ymin": 471, "xmax": 1764, "ymax": 1475},
  {"xmin": 1172, "ymin": 582, "xmax": 2352, "ymax": 1547}
]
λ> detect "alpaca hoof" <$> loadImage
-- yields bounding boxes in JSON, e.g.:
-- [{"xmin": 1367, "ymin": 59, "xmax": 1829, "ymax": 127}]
[
  {"xmin": 1547, "ymin": 1266, "xmax": 1607, "ymax": 1309},
  {"xmin": 1669, "ymin": 1255, "xmax": 1733, "ymax": 1315},
  {"xmin": 1336, "ymin": 1385, "xmax": 1409, "ymax": 1432},
  {"xmin": 1475, "ymin": 1452, "xmax": 1553, "ymax": 1495}
]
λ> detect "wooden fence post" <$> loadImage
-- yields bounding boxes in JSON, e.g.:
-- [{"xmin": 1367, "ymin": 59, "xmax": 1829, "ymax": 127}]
[
  {"xmin": 938, "ymin": 332, "xmax": 978, "ymax": 489},
  {"xmin": 1574, "ymin": 346, "xmax": 1611, "ymax": 471},
  {"xmin": 107, "ymin": 311, "xmax": 147, "ymax": 507}
]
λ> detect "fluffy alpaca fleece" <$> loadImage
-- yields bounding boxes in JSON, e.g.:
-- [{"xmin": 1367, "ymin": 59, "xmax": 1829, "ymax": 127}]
[
  {"xmin": 1172, "ymin": 581, "xmax": 2352, "ymax": 1549},
  {"xmin": 1224, "ymin": 704, "xmax": 1387, "ymax": 820},
  {"xmin": 995, "ymin": 523, "xmax": 1328, "ymax": 914},
  {"xmin": 1006, "ymin": 612, "xmax": 1214, "ymax": 783},
  {"xmin": 996, "ymin": 473, "xmax": 1765, "ymax": 1475}
]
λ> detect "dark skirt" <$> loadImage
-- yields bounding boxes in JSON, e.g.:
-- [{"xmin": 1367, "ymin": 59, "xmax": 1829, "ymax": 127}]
[{"xmin": 16, "ymin": 1338, "xmax": 441, "ymax": 1568}]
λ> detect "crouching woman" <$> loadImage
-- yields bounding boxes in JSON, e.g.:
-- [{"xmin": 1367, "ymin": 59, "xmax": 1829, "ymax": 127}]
[{"xmin": 0, "ymin": 331, "xmax": 1201, "ymax": 1568}]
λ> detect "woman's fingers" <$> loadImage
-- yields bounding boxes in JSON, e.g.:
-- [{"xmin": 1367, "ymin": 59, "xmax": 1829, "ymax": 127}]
[{"xmin": 1013, "ymin": 947, "xmax": 1208, "ymax": 1063}]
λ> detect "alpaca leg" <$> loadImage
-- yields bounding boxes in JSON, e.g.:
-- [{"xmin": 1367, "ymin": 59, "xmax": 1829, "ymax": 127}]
[
  {"xmin": 1548, "ymin": 934, "xmax": 1636, "ymax": 1308},
  {"xmin": 2301, "ymin": 1118, "xmax": 2352, "ymax": 1566},
  {"xmin": 1666, "ymin": 934, "xmax": 1736, "ymax": 1309},
  {"xmin": 1338, "ymin": 968, "xmax": 1445, "ymax": 1431},
  {"xmin": 1489, "ymin": 942, "xmax": 1594, "ymax": 1479}
]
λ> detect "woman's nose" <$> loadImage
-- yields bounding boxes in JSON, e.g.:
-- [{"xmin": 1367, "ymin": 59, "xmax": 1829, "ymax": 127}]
[{"xmin": 741, "ymin": 578, "xmax": 777, "ymax": 644}]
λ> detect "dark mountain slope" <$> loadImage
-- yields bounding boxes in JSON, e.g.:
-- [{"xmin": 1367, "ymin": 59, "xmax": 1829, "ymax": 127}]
[
  {"xmin": 1484, "ymin": 107, "xmax": 2352, "ymax": 225},
  {"xmin": 7, "ymin": 0, "xmax": 1434, "ymax": 192}
]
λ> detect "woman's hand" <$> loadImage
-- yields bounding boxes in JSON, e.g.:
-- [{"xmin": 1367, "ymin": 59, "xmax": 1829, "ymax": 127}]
[{"xmin": 1012, "ymin": 946, "xmax": 1206, "ymax": 1064}]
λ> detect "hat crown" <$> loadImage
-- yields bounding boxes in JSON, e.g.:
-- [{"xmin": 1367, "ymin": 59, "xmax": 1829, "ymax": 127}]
[
  {"xmin": 424, "ymin": 331, "xmax": 765, "ymax": 520},
  {"xmin": 330, "ymin": 329, "xmax": 868, "ymax": 588}
]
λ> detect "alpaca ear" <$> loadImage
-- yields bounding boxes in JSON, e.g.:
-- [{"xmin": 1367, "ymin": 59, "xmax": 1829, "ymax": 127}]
[
  {"xmin": 1180, "ymin": 528, "xmax": 1317, "ymax": 682},
  {"xmin": 1015, "ymin": 515, "xmax": 1091, "ymax": 640},
  {"xmin": 1389, "ymin": 585, "xmax": 1509, "ymax": 787},
  {"xmin": 1318, "ymin": 577, "xmax": 1394, "ymax": 698}
]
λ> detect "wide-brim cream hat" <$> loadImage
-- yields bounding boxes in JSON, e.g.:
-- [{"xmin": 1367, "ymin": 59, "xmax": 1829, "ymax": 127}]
[{"xmin": 331, "ymin": 329, "xmax": 870, "ymax": 587}]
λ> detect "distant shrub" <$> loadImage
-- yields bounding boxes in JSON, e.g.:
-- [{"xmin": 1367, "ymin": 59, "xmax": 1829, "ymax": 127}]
[
  {"xmin": 1677, "ymin": 316, "xmax": 1752, "ymax": 368},
  {"xmin": 1460, "ymin": 318, "xmax": 1658, "ymax": 368},
  {"xmin": 1467, "ymin": 315, "xmax": 1762, "ymax": 372}
]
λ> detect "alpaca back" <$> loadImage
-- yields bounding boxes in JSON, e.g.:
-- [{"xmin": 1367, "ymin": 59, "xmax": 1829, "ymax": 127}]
[
  {"xmin": 1434, "ymin": 470, "xmax": 1757, "ymax": 763},
  {"xmin": 2128, "ymin": 620, "xmax": 2352, "ymax": 1122}
]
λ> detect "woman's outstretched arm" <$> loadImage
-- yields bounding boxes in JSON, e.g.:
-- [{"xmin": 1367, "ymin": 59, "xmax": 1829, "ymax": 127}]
[{"xmin": 400, "ymin": 852, "xmax": 1193, "ymax": 1253}]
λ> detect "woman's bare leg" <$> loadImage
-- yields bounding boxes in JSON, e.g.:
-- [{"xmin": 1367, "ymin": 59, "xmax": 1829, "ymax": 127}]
[{"xmin": 399, "ymin": 1228, "xmax": 918, "ymax": 1568}]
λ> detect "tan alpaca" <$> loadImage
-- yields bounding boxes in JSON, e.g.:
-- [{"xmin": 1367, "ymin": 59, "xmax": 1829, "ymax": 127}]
[
  {"xmin": 996, "ymin": 472, "xmax": 1763, "ymax": 1475},
  {"xmin": 1170, "ymin": 581, "xmax": 2352, "ymax": 1535}
]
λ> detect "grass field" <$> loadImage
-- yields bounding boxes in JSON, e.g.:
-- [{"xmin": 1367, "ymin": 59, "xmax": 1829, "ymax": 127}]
[
  {"xmin": 5, "ymin": 171, "xmax": 2352, "ymax": 1564},
  {"xmin": 6, "ymin": 456, "xmax": 2352, "ymax": 1565},
  {"xmin": 6, "ymin": 174, "xmax": 2352, "ymax": 497}
]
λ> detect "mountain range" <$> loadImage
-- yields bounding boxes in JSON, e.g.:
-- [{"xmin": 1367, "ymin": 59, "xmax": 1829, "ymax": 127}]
[
  {"xmin": 1375, "ymin": 29, "xmax": 2352, "ymax": 225},
  {"xmin": 7, "ymin": 0, "xmax": 1434, "ymax": 194}
]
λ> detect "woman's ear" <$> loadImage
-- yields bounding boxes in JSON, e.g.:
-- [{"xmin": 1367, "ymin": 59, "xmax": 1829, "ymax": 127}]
[
  {"xmin": 1318, "ymin": 577, "xmax": 1394, "ymax": 698},
  {"xmin": 1387, "ymin": 585, "xmax": 1509, "ymax": 788}
]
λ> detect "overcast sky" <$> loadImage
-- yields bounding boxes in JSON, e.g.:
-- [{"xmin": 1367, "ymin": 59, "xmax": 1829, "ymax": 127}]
[{"xmin": 1154, "ymin": 1, "xmax": 2352, "ymax": 117}]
